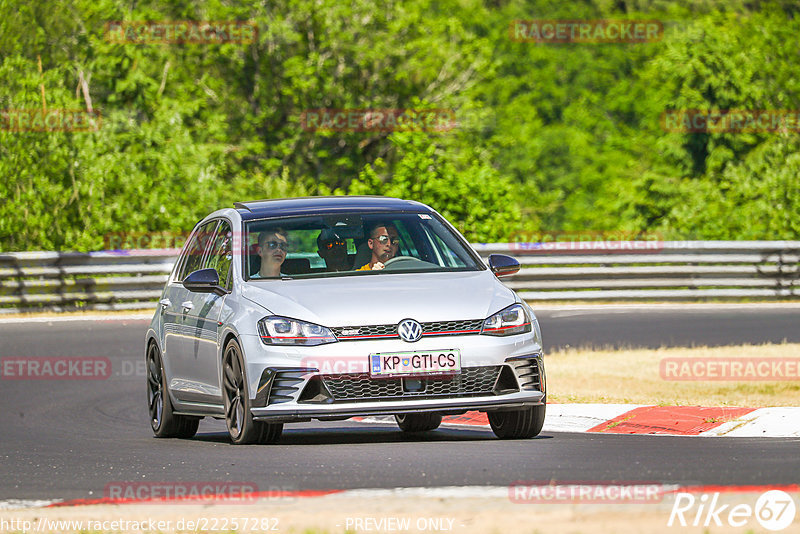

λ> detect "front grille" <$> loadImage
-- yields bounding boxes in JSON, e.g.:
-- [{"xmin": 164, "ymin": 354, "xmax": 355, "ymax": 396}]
[
  {"xmin": 331, "ymin": 319, "xmax": 483, "ymax": 341},
  {"xmin": 331, "ymin": 324, "xmax": 397, "ymax": 339},
  {"xmin": 422, "ymin": 319, "xmax": 484, "ymax": 335},
  {"xmin": 320, "ymin": 365, "xmax": 501, "ymax": 402}
]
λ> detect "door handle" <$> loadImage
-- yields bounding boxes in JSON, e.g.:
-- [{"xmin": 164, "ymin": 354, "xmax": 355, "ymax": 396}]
[
  {"xmin": 181, "ymin": 301, "xmax": 194, "ymax": 313},
  {"xmin": 159, "ymin": 298, "xmax": 171, "ymax": 313}
]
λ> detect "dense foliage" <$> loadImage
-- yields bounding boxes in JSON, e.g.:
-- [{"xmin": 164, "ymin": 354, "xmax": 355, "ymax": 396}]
[{"xmin": 1, "ymin": 0, "xmax": 798, "ymax": 251}]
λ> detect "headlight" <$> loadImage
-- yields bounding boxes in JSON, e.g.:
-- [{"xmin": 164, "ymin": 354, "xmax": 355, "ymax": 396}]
[
  {"xmin": 257, "ymin": 316, "xmax": 337, "ymax": 346},
  {"xmin": 480, "ymin": 304, "xmax": 532, "ymax": 336}
]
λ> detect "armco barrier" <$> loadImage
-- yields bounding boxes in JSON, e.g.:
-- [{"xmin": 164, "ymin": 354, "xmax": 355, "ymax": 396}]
[
  {"xmin": 1, "ymin": 241, "xmax": 798, "ymax": 313},
  {"xmin": 0, "ymin": 250, "xmax": 178, "ymax": 313},
  {"xmin": 472, "ymin": 240, "xmax": 800, "ymax": 300}
]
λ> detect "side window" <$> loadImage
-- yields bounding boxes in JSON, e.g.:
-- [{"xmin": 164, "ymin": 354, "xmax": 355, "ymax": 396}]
[
  {"xmin": 417, "ymin": 224, "xmax": 444, "ymax": 266},
  {"xmin": 430, "ymin": 232, "xmax": 465, "ymax": 267},
  {"xmin": 393, "ymin": 221, "xmax": 419, "ymax": 257},
  {"xmin": 204, "ymin": 221, "xmax": 233, "ymax": 288},
  {"xmin": 177, "ymin": 221, "xmax": 218, "ymax": 281}
]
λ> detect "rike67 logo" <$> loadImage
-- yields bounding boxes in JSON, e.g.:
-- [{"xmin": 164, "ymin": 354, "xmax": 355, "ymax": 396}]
[{"xmin": 668, "ymin": 490, "xmax": 797, "ymax": 531}]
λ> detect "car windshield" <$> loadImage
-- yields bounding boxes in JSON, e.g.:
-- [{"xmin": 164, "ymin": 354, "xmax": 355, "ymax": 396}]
[{"xmin": 244, "ymin": 212, "xmax": 483, "ymax": 279}]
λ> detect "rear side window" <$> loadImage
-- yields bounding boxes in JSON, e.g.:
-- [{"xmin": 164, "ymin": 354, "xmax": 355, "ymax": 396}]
[
  {"xmin": 203, "ymin": 221, "xmax": 233, "ymax": 289},
  {"xmin": 176, "ymin": 220, "xmax": 218, "ymax": 281}
]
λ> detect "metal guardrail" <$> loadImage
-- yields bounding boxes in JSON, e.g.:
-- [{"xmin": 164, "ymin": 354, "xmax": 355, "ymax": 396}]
[
  {"xmin": 1, "ymin": 241, "xmax": 799, "ymax": 313},
  {"xmin": 473, "ymin": 240, "xmax": 800, "ymax": 300},
  {"xmin": 0, "ymin": 250, "xmax": 177, "ymax": 313}
]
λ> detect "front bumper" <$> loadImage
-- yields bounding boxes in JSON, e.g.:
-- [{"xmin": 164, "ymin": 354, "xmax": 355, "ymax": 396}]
[{"xmin": 239, "ymin": 329, "xmax": 545, "ymax": 424}]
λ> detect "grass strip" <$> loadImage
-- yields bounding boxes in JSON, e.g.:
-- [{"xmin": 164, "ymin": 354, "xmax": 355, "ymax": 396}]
[{"xmin": 546, "ymin": 343, "xmax": 800, "ymax": 406}]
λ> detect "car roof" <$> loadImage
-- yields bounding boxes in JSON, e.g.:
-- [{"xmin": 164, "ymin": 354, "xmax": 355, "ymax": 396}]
[{"xmin": 234, "ymin": 196, "xmax": 433, "ymax": 220}]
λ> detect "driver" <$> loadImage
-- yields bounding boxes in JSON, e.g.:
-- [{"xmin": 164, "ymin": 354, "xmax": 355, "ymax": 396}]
[{"xmin": 357, "ymin": 223, "xmax": 399, "ymax": 271}]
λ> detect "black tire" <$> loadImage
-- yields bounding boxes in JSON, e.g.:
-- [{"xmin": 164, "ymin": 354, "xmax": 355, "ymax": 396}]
[
  {"xmin": 394, "ymin": 413, "xmax": 442, "ymax": 432},
  {"xmin": 146, "ymin": 342, "xmax": 199, "ymax": 439},
  {"xmin": 222, "ymin": 339, "xmax": 283, "ymax": 445},
  {"xmin": 488, "ymin": 404, "xmax": 546, "ymax": 439}
]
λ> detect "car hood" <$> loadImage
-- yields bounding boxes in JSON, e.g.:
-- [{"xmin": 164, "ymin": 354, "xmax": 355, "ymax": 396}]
[{"xmin": 240, "ymin": 270, "xmax": 517, "ymax": 326}]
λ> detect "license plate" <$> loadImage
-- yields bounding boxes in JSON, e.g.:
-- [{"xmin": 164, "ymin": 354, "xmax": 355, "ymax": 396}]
[{"xmin": 369, "ymin": 350, "xmax": 461, "ymax": 377}]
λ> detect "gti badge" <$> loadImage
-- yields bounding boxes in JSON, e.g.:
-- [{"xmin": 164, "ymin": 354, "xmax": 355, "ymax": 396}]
[{"xmin": 397, "ymin": 319, "xmax": 423, "ymax": 343}]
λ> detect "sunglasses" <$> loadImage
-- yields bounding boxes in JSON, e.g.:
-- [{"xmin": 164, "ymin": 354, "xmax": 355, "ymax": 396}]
[
  {"xmin": 322, "ymin": 240, "xmax": 346, "ymax": 249},
  {"xmin": 374, "ymin": 235, "xmax": 400, "ymax": 245},
  {"xmin": 264, "ymin": 241, "xmax": 289, "ymax": 251}
]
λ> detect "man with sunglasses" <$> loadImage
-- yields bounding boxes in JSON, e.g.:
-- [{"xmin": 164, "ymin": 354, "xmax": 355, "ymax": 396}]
[
  {"xmin": 317, "ymin": 229, "xmax": 351, "ymax": 272},
  {"xmin": 254, "ymin": 228, "xmax": 288, "ymax": 278},
  {"xmin": 357, "ymin": 223, "xmax": 400, "ymax": 271}
]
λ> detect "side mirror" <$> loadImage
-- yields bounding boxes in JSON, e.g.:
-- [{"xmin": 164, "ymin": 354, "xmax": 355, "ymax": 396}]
[
  {"xmin": 488, "ymin": 254, "xmax": 520, "ymax": 277},
  {"xmin": 183, "ymin": 268, "xmax": 227, "ymax": 296}
]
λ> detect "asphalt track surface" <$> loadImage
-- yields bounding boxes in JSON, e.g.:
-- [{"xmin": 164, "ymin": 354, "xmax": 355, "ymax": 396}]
[
  {"xmin": 2, "ymin": 306, "xmax": 799, "ymax": 501},
  {"xmin": 538, "ymin": 305, "xmax": 800, "ymax": 350}
]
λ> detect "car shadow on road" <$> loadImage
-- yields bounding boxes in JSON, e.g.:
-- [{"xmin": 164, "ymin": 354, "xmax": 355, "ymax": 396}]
[{"xmin": 191, "ymin": 426, "xmax": 552, "ymax": 445}]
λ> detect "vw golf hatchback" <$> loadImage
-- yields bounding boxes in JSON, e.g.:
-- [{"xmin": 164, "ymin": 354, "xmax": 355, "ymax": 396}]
[{"xmin": 146, "ymin": 196, "xmax": 545, "ymax": 443}]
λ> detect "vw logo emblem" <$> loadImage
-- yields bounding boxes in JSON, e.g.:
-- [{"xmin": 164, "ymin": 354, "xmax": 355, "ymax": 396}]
[{"xmin": 397, "ymin": 319, "xmax": 423, "ymax": 343}]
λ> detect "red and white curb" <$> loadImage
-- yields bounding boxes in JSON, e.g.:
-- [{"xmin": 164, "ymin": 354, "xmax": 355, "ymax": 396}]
[
  {"xmin": 549, "ymin": 405, "xmax": 800, "ymax": 437},
  {"xmin": 358, "ymin": 405, "xmax": 800, "ymax": 437},
  {"xmin": 4, "ymin": 484, "xmax": 800, "ymax": 511}
]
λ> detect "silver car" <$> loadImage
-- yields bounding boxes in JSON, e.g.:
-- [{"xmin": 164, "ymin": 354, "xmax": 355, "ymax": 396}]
[{"xmin": 145, "ymin": 197, "xmax": 545, "ymax": 443}]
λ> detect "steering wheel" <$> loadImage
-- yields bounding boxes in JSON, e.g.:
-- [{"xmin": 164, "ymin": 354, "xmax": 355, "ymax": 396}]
[
  {"xmin": 382, "ymin": 255, "xmax": 418, "ymax": 267},
  {"xmin": 381, "ymin": 256, "xmax": 434, "ymax": 271}
]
